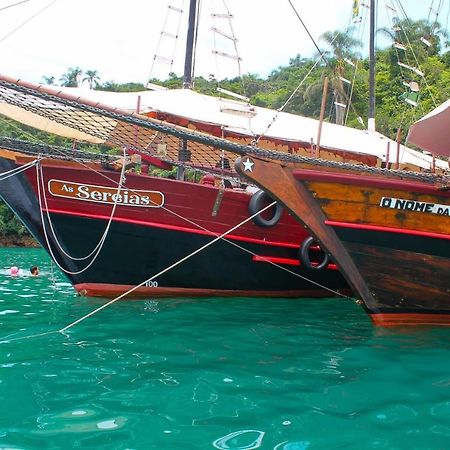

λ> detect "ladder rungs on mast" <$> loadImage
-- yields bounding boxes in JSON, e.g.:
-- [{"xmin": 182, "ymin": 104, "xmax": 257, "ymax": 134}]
[
  {"xmin": 212, "ymin": 50, "xmax": 242, "ymax": 61},
  {"xmin": 398, "ymin": 62, "xmax": 424, "ymax": 77},
  {"xmin": 153, "ymin": 55, "xmax": 173, "ymax": 65},
  {"xmin": 211, "ymin": 13, "xmax": 234, "ymax": 19},
  {"xmin": 160, "ymin": 31, "xmax": 178, "ymax": 39},
  {"xmin": 217, "ymin": 87, "xmax": 249, "ymax": 102},
  {"xmin": 393, "ymin": 42, "xmax": 406, "ymax": 50},
  {"xmin": 168, "ymin": 5, "xmax": 183, "ymax": 13},
  {"xmin": 211, "ymin": 27, "xmax": 237, "ymax": 42}
]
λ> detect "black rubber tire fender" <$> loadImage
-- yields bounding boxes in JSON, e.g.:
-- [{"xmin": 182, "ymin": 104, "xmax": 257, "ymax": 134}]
[
  {"xmin": 248, "ymin": 190, "xmax": 284, "ymax": 228},
  {"xmin": 299, "ymin": 236, "xmax": 330, "ymax": 270}
]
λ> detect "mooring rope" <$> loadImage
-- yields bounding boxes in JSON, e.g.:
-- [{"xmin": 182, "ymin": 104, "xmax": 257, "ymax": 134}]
[
  {"xmin": 36, "ymin": 147, "xmax": 127, "ymax": 266},
  {"xmin": 35, "ymin": 163, "xmax": 120, "ymax": 275},
  {"xmin": 0, "ymin": 198, "xmax": 337, "ymax": 344},
  {"xmin": 0, "ymin": 136, "xmax": 350, "ymax": 298}
]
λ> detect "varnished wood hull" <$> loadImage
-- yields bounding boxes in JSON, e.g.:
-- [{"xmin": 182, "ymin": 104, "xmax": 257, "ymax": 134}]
[{"xmin": 236, "ymin": 158, "xmax": 450, "ymax": 326}]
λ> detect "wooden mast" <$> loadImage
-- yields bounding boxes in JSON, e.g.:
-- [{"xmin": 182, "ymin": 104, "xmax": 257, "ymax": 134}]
[
  {"xmin": 368, "ymin": 0, "xmax": 376, "ymax": 132},
  {"xmin": 183, "ymin": 0, "xmax": 198, "ymax": 89},
  {"xmin": 178, "ymin": 0, "xmax": 198, "ymax": 179}
]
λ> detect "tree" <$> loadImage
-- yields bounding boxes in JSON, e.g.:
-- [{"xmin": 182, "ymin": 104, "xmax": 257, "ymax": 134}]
[
  {"xmin": 319, "ymin": 28, "xmax": 362, "ymax": 125},
  {"xmin": 83, "ymin": 70, "xmax": 100, "ymax": 89},
  {"xmin": 42, "ymin": 76, "xmax": 55, "ymax": 85},
  {"xmin": 60, "ymin": 67, "xmax": 83, "ymax": 87}
]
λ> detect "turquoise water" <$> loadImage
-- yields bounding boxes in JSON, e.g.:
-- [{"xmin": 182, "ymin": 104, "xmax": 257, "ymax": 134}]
[{"xmin": 0, "ymin": 248, "xmax": 449, "ymax": 449}]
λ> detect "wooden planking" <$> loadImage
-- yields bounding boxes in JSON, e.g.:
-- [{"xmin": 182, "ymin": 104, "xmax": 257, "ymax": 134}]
[
  {"xmin": 305, "ymin": 180, "xmax": 450, "ymax": 235},
  {"xmin": 346, "ymin": 241, "xmax": 450, "ymax": 312}
]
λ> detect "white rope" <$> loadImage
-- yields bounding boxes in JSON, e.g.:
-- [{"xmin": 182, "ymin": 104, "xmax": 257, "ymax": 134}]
[
  {"xmin": 57, "ymin": 200, "xmax": 282, "ymax": 333},
  {"xmin": 36, "ymin": 147, "xmax": 127, "ymax": 262},
  {"xmin": 0, "ymin": 0, "xmax": 59, "ymax": 44},
  {"xmin": 255, "ymin": 32, "xmax": 342, "ymax": 144},
  {"xmin": 0, "ymin": 196, "xmax": 351, "ymax": 344},
  {"xmin": 0, "ymin": 158, "xmax": 39, "ymax": 181},
  {"xmin": 35, "ymin": 159, "xmax": 125, "ymax": 275}
]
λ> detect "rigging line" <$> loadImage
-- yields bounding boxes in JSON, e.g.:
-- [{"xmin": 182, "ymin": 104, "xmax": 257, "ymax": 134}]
[
  {"xmin": 0, "ymin": 0, "xmax": 30, "ymax": 12},
  {"xmin": 0, "ymin": 0, "xmax": 59, "ymax": 44},
  {"xmin": 0, "ymin": 330, "xmax": 56, "ymax": 344},
  {"xmin": 57, "ymin": 200, "xmax": 278, "ymax": 333},
  {"xmin": 446, "ymin": 0, "xmax": 450, "ymax": 33},
  {"xmin": 57, "ymin": 197, "xmax": 348, "ymax": 334},
  {"xmin": 191, "ymin": 0, "xmax": 202, "ymax": 80},
  {"xmin": 286, "ymin": 0, "xmax": 328, "ymax": 65},
  {"xmin": 222, "ymin": 0, "xmax": 244, "ymax": 89},
  {"xmin": 392, "ymin": 0, "xmax": 438, "ymax": 108},
  {"xmin": 35, "ymin": 161, "xmax": 122, "ymax": 275},
  {"xmin": 36, "ymin": 147, "xmax": 127, "ymax": 263},
  {"xmin": 0, "ymin": 158, "xmax": 38, "ymax": 180},
  {"xmin": 256, "ymin": 31, "xmax": 342, "ymax": 144}
]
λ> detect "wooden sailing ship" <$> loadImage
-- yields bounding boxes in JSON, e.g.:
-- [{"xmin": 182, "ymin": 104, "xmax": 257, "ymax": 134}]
[{"xmin": 233, "ymin": 0, "xmax": 450, "ymax": 326}]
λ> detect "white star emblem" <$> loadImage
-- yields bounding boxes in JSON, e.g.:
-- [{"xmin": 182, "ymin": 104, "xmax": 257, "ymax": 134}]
[{"xmin": 242, "ymin": 157, "xmax": 254, "ymax": 172}]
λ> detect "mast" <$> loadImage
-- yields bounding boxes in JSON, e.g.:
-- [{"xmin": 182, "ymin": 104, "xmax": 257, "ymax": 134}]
[
  {"xmin": 178, "ymin": 0, "xmax": 198, "ymax": 179},
  {"xmin": 183, "ymin": 0, "xmax": 198, "ymax": 89},
  {"xmin": 368, "ymin": 0, "xmax": 376, "ymax": 132}
]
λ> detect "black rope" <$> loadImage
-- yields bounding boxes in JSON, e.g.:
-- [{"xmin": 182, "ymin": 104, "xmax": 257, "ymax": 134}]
[
  {"xmin": 0, "ymin": 78, "xmax": 443, "ymax": 185},
  {"xmin": 286, "ymin": 0, "xmax": 328, "ymax": 65}
]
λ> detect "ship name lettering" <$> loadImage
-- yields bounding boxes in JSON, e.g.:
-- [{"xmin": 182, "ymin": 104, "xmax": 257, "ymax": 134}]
[
  {"xmin": 76, "ymin": 185, "xmax": 150, "ymax": 206},
  {"xmin": 380, "ymin": 197, "xmax": 449, "ymax": 216}
]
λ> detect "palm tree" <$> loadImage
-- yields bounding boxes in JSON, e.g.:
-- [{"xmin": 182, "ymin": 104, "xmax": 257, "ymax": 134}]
[
  {"xmin": 319, "ymin": 29, "xmax": 362, "ymax": 125},
  {"xmin": 60, "ymin": 67, "xmax": 83, "ymax": 87},
  {"xmin": 41, "ymin": 76, "xmax": 55, "ymax": 85},
  {"xmin": 83, "ymin": 70, "xmax": 100, "ymax": 89}
]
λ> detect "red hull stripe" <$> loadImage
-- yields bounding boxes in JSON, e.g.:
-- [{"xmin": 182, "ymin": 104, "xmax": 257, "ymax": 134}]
[
  {"xmin": 252, "ymin": 255, "xmax": 339, "ymax": 270},
  {"xmin": 46, "ymin": 207, "xmax": 300, "ymax": 249},
  {"xmin": 325, "ymin": 220, "xmax": 450, "ymax": 241},
  {"xmin": 74, "ymin": 283, "xmax": 336, "ymax": 299},
  {"xmin": 370, "ymin": 313, "xmax": 450, "ymax": 326}
]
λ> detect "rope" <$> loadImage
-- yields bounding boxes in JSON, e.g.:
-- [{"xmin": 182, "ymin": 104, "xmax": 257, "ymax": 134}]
[
  {"xmin": 56, "ymin": 199, "xmax": 281, "ymax": 333},
  {"xmin": 35, "ymin": 159, "xmax": 125, "ymax": 275},
  {"xmin": 0, "ymin": 158, "xmax": 39, "ymax": 181},
  {"xmin": 0, "ymin": 0, "xmax": 30, "ymax": 12},
  {"xmin": 286, "ymin": 0, "xmax": 328, "ymax": 65},
  {"xmin": 0, "ymin": 0, "xmax": 59, "ymax": 44},
  {"xmin": 36, "ymin": 147, "xmax": 127, "ymax": 263},
  {"xmin": 255, "ymin": 31, "xmax": 343, "ymax": 144}
]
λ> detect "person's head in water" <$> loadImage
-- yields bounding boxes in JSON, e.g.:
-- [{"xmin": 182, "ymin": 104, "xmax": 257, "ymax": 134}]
[{"xmin": 30, "ymin": 266, "xmax": 39, "ymax": 276}]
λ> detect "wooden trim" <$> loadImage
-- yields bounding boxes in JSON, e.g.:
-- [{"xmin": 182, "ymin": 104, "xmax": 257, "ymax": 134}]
[
  {"xmin": 74, "ymin": 283, "xmax": 338, "ymax": 299},
  {"xmin": 370, "ymin": 313, "xmax": 450, "ymax": 326},
  {"xmin": 252, "ymin": 254, "xmax": 339, "ymax": 270}
]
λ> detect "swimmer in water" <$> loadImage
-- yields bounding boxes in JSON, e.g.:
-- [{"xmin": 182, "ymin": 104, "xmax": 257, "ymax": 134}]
[
  {"xmin": 9, "ymin": 266, "xmax": 20, "ymax": 277},
  {"xmin": 30, "ymin": 266, "xmax": 39, "ymax": 276}
]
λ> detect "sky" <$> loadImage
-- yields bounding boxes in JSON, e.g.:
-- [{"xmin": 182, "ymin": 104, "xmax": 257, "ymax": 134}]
[{"xmin": 0, "ymin": 0, "xmax": 446, "ymax": 86}]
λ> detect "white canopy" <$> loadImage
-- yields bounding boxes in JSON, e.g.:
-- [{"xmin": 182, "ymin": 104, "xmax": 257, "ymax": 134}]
[
  {"xmin": 0, "ymin": 80, "xmax": 445, "ymax": 170},
  {"xmin": 407, "ymin": 99, "xmax": 450, "ymax": 158},
  {"xmin": 59, "ymin": 86, "xmax": 444, "ymax": 170}
]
